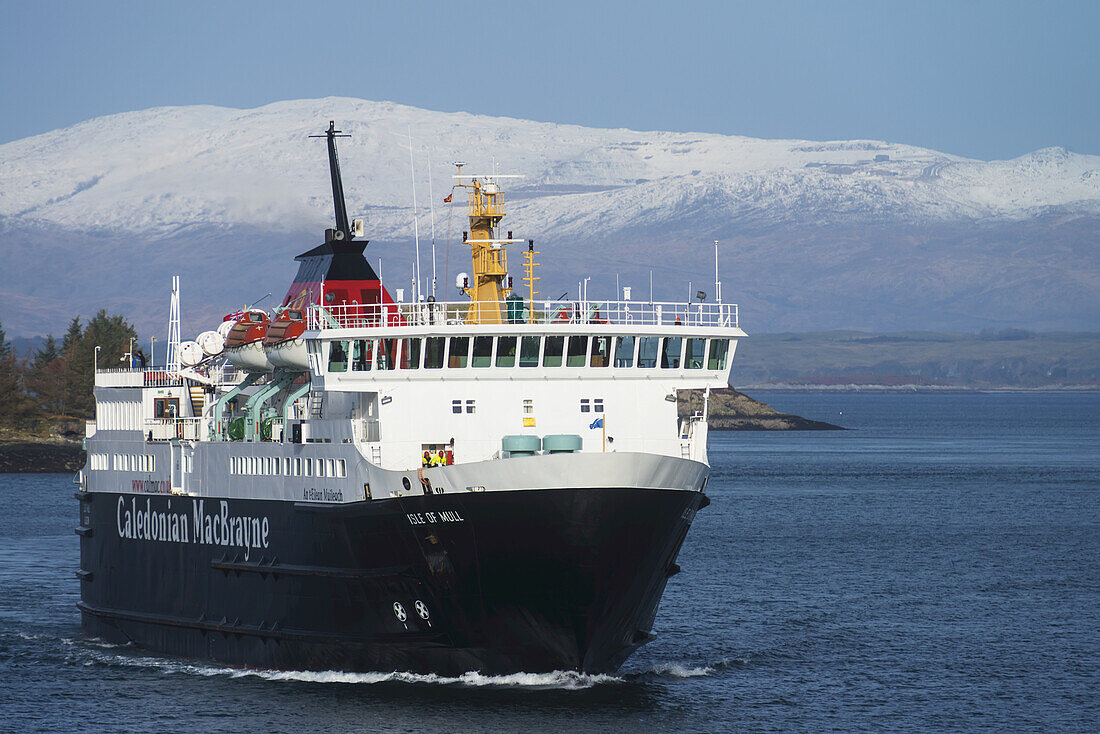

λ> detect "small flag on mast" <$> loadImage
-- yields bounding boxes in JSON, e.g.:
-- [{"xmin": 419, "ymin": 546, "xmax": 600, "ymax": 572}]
[
  {"xmin": 589, "ymin": 417, "xmax": 603, "ymax": 430},
  {"xmin": 443, "ymin": 193, "xmax": 453, "ymax": 203}
]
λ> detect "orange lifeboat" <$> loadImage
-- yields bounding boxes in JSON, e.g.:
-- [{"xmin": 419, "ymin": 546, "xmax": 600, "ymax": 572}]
[
  {"xmin": 264, "ymin": 308, "xmax": 309, "ymax": 370},
  {"xmin": 223, "ymin": 309, "xmax": 274, "ymax": 372}
]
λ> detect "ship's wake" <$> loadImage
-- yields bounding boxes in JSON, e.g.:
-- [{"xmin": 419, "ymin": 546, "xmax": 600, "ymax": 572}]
[{"xmin": 73, "ymin": 638, "xmax": 734, "ymax": 689}]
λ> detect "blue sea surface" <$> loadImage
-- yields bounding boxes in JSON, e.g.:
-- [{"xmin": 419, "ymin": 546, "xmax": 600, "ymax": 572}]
[{"xmin": 1, "ymin": 393, "xmax": 1097, "ymax": 732}]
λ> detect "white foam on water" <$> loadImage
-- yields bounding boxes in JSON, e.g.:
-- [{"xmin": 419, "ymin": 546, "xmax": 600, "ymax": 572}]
[
  {"xmin": 240, "ymin": 668, "xmax": 623, "ymax": 689},
  {"xmin": 80, "ymin": 647, "xmax": 623, "ymax": 690},
  {"xmin": 643, "ymin": 662, "xmax": 715, "ymax": 678}
]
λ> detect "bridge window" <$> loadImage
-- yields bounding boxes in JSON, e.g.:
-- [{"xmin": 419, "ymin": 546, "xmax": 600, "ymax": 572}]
[
  {"xmin": 472, "ymin": 336, "xmax": 494, "ymax": 368},
  {"xmin": 351, "ymin": 339, "xmax": 373, "ymax": 371},
  {"xmin": 580, "ymin": 398, "xmax": 590, "ymax": 413},
  {"xmin": 523, "ymin": 399, "xmax": 534, "ymax": 414},
  {"xmin": 590, "ymin": 336, "xmax": 612, "ymax": 367},
  {"xmin": 448, "ymin": 337, "xmax": 469, "ymax": 368},
  {"xmin": 400, "ymin": 338, "xmax": 421, "ymax": 369},
  {"xmin": 662, "ymin": 337, "xmax": 682, "ymax": 368},
  {"xmin": 708, "ymin": 339, "xmax": 730, "ymax": 370},
  {"xmin": 543, "ymin": 336, "xmax": 564, "ymax": 367},
  {"xmin": 378, "ymin": 339, "xmax": 397, "ymax": 370},
  {"xmin": 519, "ymin": 336, "xmax": 540, "ymax": 367},
  {"xmin": 452, "ymin": 399, "xmax": 462, "ymax": 414},
  {"xmin": 685, "ymin": 338, "xmax": 706, "ymax": 369},
  {"xmin": 614, "ymin": 336, "xmax": 635, "ymax": 367},
  {"xmin": 304, "ymin": 458, "xmax": 313, "ymax": 477},
  {"xmin": 328, "ymin": 341, "xmax": 349, "ymax": 372},
  {"xmin": 466, "ymin": 400, "xmax": 476, "ymax": 414},
  {"xmin": 566, "ymin": 336, "xmax": 588, "ymax": 367},
  {"xmin": 424, "ymin": 337, "xmax": 445, "ymax": 369},
  {"xmin": 637, "ymin": 337, "xmax": 659, "ymax": 368},
  {"xmin": 594, "ymin": 398, "xmax": 604, "ymax": 413},
  {"xmin": 496, "ymin": 336, "xmax": 517, "ymax": 367}
]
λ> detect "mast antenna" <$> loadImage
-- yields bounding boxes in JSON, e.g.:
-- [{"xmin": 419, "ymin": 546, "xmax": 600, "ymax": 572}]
[
  {"xmin": 408, "ymin": 127, "xmax": 422, "ymax": 302},
  {"xmin": 715, "ymin": 240, "xmax": 722, "ymax": 304},
  {"xmin": 428, "ymin": 150, "xmax": 438, "ymax": 298},
  {"xmin": 166, "ymin": 275, "xmax": 181, "ymax": 375},
  {"xmin": 309, "ymin": 121, "xmax": 352, "ymax": 239}
]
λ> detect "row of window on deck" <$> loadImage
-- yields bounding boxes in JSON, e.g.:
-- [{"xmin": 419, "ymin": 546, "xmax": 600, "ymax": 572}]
[{"xmin": 327, "ymin": 335, "xmax": 730, "ymax": 373}]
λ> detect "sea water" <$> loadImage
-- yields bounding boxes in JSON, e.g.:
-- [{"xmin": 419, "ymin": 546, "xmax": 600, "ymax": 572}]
[{"xmin": 1, "ymin": 393, "xmax": 1097, "ymax": 732}]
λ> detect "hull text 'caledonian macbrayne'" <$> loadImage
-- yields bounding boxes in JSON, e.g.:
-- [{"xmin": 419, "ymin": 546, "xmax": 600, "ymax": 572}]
[{"xmin": 77, "ymin": 121, "xmax": 744, "ymax": 675}]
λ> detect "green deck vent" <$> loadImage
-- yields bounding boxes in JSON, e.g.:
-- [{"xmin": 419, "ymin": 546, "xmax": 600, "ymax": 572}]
[
  {"xmin": 541, "ymin": 434, "xmax": 582, "ymax": 454},
  {"xmin": 502, "ymin": 434, "xmax": 541, "ymax": 457}
]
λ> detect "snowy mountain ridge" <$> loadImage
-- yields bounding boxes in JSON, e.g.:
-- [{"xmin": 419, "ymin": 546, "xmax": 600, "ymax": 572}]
[
  {"xmin": 2, "ymin": 97, "xmax": 1098, "ymax": 239},
  {"xmin": 1, "ymin": 97, "xmax": 1097, "ymax": 338}
]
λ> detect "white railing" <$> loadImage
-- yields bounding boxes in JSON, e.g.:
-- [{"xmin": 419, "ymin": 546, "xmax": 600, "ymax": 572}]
[
  {"xmin": 95, "ymin": 366, "xmax": 252, "ymax": 388},
  {"xmin": 145, "ymin": 418, "xmax": 201, "ymax": 441},
  {"xmin": 308, "ymin": 300, "xmax": 738, "ymax": 331},
  {"xmin": 95, "ymin": 368, "xmax": 185, "ymax": 387}
]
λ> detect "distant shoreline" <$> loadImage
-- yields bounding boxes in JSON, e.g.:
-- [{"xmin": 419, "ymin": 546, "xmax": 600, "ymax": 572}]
[{"xmin": 741, "ymin": 384, "xmax": 1100, "ymax": 394}]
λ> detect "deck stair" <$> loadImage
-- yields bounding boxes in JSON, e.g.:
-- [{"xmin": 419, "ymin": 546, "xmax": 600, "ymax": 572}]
[{"xmin": 188, "ymin": 383, "xmax": 207, "ymax": 417}]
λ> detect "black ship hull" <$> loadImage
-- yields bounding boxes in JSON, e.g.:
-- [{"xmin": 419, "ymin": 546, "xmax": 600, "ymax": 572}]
[{"xmin": 77, "ymin": 486, "xmax": 705, "ymax": 675}]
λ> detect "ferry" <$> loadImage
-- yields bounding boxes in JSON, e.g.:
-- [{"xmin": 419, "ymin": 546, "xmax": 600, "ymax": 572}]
[{"xmin": 76, "ymin": 122, "xmax": 744, "ymax": 675}]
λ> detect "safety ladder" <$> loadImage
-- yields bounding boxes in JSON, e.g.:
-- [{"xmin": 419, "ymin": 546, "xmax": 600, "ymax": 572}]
[{"xmin": 307, "ymin": 392, "xmax": 324, "ymax": 419}]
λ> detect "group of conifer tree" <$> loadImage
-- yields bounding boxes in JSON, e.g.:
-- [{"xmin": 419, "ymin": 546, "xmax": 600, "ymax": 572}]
[{"xmin": 0, "ymin": 311, "xmax": 137, "ymax": 429}]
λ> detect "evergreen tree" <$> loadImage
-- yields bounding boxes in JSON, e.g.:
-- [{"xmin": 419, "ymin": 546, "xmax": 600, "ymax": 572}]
[
  {"xmin": 33, "ymin": 335, "xmax": 60, "ymax": 369},
  {"xmin": 64, "ymin": 310, "xmax": 137, "ymax": 418},
  {"xmin": 0, "ymin": 320, "xmax": 31, "ymax": 427},
  {"xmin": 27, "ymin": 335, "xmax": 67, "ymax": 417},
  {"xmin": 62, "ymin": 317, "xmax": 82, "ymax": 354}
]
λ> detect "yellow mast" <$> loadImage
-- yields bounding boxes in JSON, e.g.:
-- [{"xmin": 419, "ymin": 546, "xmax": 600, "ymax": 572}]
[{"xmin": 454, "ymin": 170, "xmax": 525, "ymax": 324}]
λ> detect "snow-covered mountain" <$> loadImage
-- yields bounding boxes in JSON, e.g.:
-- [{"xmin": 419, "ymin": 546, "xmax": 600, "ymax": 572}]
[{"xmin": 1, "ymin": 97, "xmax": 1097, "ymax": 338}]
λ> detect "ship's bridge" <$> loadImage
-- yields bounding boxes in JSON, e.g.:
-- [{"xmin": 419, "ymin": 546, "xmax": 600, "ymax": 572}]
[{"xmin": 300, "ymin": 298, "xmax": 744, "ymax": 470}]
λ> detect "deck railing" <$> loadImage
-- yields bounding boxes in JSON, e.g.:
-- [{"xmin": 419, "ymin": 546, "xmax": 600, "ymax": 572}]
[
  {"xmin": 94, "ymin": 366, "xmax": 253, "ymax": 388},
  {"xmin": 308, "ymin": 300, "xmax": 738, "ymax": 331},
  {"xmin": 145, "ymin": 417, "xmax": 201, "ymax": 441}
]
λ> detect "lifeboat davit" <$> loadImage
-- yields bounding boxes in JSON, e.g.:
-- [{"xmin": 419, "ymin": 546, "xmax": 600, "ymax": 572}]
[
  {"xmin": 223, "ymin": 309, "xmax": 274, "ymax": 372},
  {"xmin": 264, "ymin": 308, "xmax": 309, "ymax": 371}
]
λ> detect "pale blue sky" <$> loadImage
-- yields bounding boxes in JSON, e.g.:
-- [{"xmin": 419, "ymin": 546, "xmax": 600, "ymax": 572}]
[{"xmin": 1, "ymin": 0, "xmax": 1096, "ymax": 160}]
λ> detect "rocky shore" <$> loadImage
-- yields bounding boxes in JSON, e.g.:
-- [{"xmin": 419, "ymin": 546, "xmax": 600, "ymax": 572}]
[
  {"xmin": 0, "ymin": 439, "xmax": 85, "ymax": 473},
  {"xmin": 679, "ymin": 388, "xmax": 844, "ymax": 431}
]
